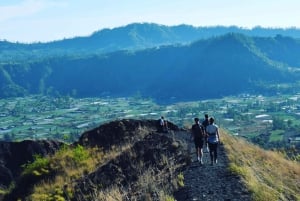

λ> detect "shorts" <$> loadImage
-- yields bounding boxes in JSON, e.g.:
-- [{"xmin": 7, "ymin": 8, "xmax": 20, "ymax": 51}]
[{"xmin": 194, "ymin": 138, "xmax": 204, "ymax": 149}]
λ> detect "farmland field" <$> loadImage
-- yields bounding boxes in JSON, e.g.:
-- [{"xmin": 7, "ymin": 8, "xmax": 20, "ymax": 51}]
[{"xmin": 1, "ymin": 94, "xmax": 300, "ymax": 149}]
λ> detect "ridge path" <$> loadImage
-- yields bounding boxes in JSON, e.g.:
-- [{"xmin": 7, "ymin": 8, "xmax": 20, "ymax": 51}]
[{"xmin": 172, "ymin": 131, "xmax": 252, "ymax": 201}]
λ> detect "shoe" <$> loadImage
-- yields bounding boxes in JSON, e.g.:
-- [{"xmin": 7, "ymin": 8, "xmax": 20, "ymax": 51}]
[
  {"xmin": 200, "ymin": 160, "xmax": 203, "ymax": 165},
  {"xmin": 214, "ymin": 159, "xmax": 217, "ymax": 164},
  {"xmin": 197, "ymin": 157, "xmax": 200, "ymax": 162}
]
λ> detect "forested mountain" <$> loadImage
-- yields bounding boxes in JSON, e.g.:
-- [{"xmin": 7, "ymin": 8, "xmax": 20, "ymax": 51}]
[
  {"xmin": 1, "ymin": 32, "xmax": 300, "ymax": 102},
  {"xmin": 1, "ymin": 23, "xmax": 300, "ymax": 62}
]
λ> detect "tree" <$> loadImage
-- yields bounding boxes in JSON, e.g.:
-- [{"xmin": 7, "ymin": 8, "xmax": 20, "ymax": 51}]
[
  {"xmin": 272, "ymin": 117, "xmax": 286, "ymax": 130},
  {"xmin": 287, "ymin": 119, "xmax": 292, "ymax": 128}
]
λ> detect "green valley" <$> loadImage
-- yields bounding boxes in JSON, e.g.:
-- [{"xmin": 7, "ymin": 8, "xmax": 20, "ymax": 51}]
[{"xmin": 1, "ymin": 94, "xmax": 299, "ymax": 158}]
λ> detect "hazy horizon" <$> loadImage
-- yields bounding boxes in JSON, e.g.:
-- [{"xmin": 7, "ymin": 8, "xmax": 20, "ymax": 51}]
[{"xmin": 1, "ymin": 0, "xmax": 300, "ymax": 43}]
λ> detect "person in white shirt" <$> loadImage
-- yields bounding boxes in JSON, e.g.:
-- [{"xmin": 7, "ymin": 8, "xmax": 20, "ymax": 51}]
[
  {"xmin": 158, "ymin": 116, "xmax": 168, "ymax": 133},
  {"xmin": 206, "ymin": 117, "xmax": 220, "ymax": 165}
]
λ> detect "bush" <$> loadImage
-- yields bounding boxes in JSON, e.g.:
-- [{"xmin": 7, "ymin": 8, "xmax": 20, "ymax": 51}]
[
  {"xmin": 72, "ymin": 145, "xmax": 89, "ymax": 163},
  {"xmin": 22, "ymin": 154, "xmax": 50, "ymax": 176},
  {"xmin": 177, "ymin": 172, "xmax": 184, "ymax": 187},
  {"xmin": 165, "ymin": 195, "xmax": 176, "ymax": 201}
]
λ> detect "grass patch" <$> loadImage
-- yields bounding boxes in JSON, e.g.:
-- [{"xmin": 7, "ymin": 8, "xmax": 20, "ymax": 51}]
[
  {"xmin": 94, "ymin": 158, "xmax": 181, "ymax": 201},
  {"xmin": 269, "ymin": 129, "xmax": 284, "ymax": 142},
  {"xmin": 25, "ymin": 141, "xmax": 179, "ymax": 201},
  {"xmin": 222, "ymin": 129, "xmax": 300, "ymax": 201},
  {"xmin": 177, "ymin": 172, "xmax": 184, "ymax": 188},
  {"xmin": 26, "ymin": 145, "xmax": 106, "ymax": 200},
  {"xmin": 71, "ymin": 144, "xmax": 89, "ymax": 163},
  {"xmin": 22, "ymin": 154, "xmax": 50, "ymax": 176},
  {"xmin": 0, "ymin": 189, "xmax": 7, "ymax": 195},
  {"xmin": 244, "ymin": 132, "xmax": 260, "ymax": 138},
  {"xmin": 165, "ymin": 195, "xmax": 176, "ymax": 201}
]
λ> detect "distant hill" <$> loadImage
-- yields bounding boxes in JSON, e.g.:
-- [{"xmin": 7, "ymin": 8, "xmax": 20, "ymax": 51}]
[
  {"xmin": 2, "ymin": 23, "xmax": 300, "ymax": 62},
  {"xmin": 1, "ymin": 32, "xmax": 300, "ymax": 102}
]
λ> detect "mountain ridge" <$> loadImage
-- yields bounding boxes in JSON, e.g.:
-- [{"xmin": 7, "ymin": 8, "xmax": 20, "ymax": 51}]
[
  {"xmin": 2, "ymin": 23, "xmax": 300, "ymax": 62},
  {"xmin": 0, "ymin": 119, "xmax": 299, "ymax": 200},
  {"xmin": 2, "ymin": 33, "xmax": 300, "ymax": 102}
]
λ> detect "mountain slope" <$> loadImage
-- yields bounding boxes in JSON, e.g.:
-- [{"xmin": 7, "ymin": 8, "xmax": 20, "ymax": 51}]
[
  {"xmin": 2, "ymin": 33, "xmax": 300, "ymax": 102},
  {"xmin": 175, "ymin": 129, "xmax": 300, "ymax": 201},
  {"xmin": 254, "ymin": 34, "xmax": 300, "ymax": 67},
  {"xmin": 223, "ymin": 130, "xmax": 300, "ymax": 201},
  {"xmin": 154, "ymin": 33, "xmax": 296, "ymax": 100},
  {"xmin": 0, "ymin": 119, "xmax": 299, "ymax": 201},
  {"xmin": 0, "ymin": 119, "xmax": 186, "ymax": 201}
]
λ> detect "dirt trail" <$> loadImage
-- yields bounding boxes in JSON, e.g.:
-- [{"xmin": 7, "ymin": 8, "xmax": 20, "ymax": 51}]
[{"xmin": 172, "ymin": 131, "xmax": 252, "ymax": 201}]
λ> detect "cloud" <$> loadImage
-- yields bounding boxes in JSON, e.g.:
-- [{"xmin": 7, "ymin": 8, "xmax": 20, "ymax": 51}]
[{"xmin": 0, "ymin": 0, "xmax": 67, "ymax": 22}]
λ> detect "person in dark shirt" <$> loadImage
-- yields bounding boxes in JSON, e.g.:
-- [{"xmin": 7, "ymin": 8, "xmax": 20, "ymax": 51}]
[{"xmin": 191, "ymin": 117, "xmax": 205, "ymax": 164}]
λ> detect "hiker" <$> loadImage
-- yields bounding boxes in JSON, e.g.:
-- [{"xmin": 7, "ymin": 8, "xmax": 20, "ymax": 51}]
[
  {"xmin": 191, "ymin": 117, "xmax": 205, "ymax": 164},
  {"xmin": 206, "ymin": 117, "xmax": 220, "ymax": 165},
  {"xmin": 164, "ymin": 119, "xmax": 169, "ymax": 133},
  {"xmin": 158, "ymin": 116, "xmax": 168, "ymax": 133},
  {"xmin": 202, "ymin": 114, "xmax": 210, "ymax": 152}
]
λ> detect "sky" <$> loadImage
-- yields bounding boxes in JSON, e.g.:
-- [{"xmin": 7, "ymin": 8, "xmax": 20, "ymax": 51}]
[{"xmin": 0, "ymin": 0, "xmax": 299, "ymax": 43}]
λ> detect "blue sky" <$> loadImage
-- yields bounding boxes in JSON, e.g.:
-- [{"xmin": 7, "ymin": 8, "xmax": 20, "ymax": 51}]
[{"xmin": 0, "ymin": 0, "xmax": 299, "ymax": 42}]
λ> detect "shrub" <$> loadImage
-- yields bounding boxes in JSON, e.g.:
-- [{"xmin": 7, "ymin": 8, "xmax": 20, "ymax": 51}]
[
  {"xmin": 165, "ymin": 195, "xmax": 176, "ymax": 201},
  {"xmin": 72, "ymin": 145, "xmax": 89, "ymax": 163},
  {"xmin": 177, "ymin": 172, "xmax": 184, "ymax": 187},
  {"xmin": 22, "ymin": 154, "xmax": 50, "ymax": 176}
]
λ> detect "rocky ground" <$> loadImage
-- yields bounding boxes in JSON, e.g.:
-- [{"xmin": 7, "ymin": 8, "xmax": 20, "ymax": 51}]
[{"xmin": 173, "ymin": 131, "xmax": 252, "ymax": 201}]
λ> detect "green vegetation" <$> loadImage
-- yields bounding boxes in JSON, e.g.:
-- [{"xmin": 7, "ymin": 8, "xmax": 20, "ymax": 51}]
[
  {"xmin": 177, "ymin": 172, "xmax": 184, "ymax": 187},
  {"xmin": 223, "ymin": 130, "xmax": 300, "ymax": 201},
  {"xmin": 22, "ymin": 139, "xmax": 181, "ymax": 201},
  {"xmin": 31, "ymin": 187, "xmax": 66, "ymax": 201},
  {"xmin": 27, "ymin": 145, "xmax": 105, "ymax": 200},
  {"xmin": 2, "ymin": 26, "xmax": 300, "ymax": 200},
  {"xmin": 269, "ymin": 130, "xmax": 284, "ymax": 142},
  {"xmin": 22, "ymin": 154, "xmax": 50, "ymax": 176},
  {"xmin": 72, "ymin": 145, "xmax": 89, "ymax": 163},
  {"xmin": 0, "ymin": 93, "xmax": 299, "ymax": 157},
  {"xmin": 2, "ymin": 32, "xmax": 300, "ymax": 102},
  {"xmin": 165, "ymin": 195, "xmax": 176, "ymax": 201}
]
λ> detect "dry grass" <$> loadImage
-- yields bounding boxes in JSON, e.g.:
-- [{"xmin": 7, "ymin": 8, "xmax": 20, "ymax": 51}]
[
  {"xmin": 27, "ymin": 143, "xmax": 132, "ymax": 201},
  {"xmin": 17, "ymin": 126, "xmax": 300, "ymax": 201},
  {"xmin": 97, "ymin": 185, "xmax": 125, "ymax": 201},
  {"xmin": 26, "ymin": 126, "xmax": 300, "ymax": 201},
  {"xmin": 222, "ymin": 129, "xmax": 300, "ymax": 201},
  {"xmin": 94, "ymin": 146, "xmax": 180, "ymax": 201},
  {"xmin": 26, "ymin": 140, "xmax": 179, "ymax": 201},
  {"xmin": 95, "ymin": 159, "xmax": 179, "ymax": 201}
]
